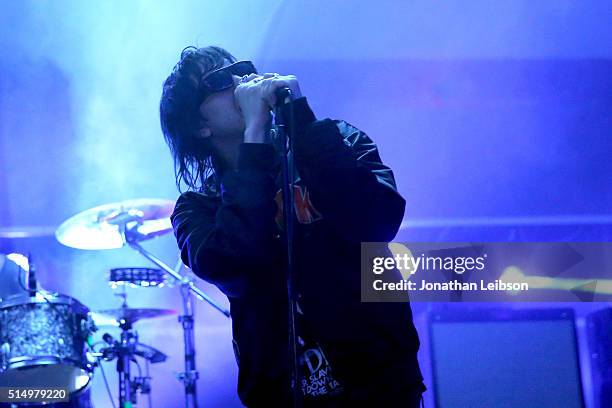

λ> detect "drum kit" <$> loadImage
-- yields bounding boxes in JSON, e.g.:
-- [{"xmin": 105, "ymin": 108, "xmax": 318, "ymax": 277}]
[{"xmin": 0, "ymin": 199, "xmax": 229, "ymax": 408}]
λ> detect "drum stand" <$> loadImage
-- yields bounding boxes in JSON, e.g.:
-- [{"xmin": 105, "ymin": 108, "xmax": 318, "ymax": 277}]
[
  {"xmin": 117, "ymin": 320, "xmax": 136, "ymax": 408},
  {"xmin": 99, "ymin": 294, "xmax": 157, "ymax": 408},
  {"xmin": 124, "ymin": 230, "xmax": 230, "ymax": 408}
]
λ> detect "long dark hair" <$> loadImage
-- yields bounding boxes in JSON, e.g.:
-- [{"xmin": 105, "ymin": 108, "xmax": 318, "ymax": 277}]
[{"xmin": 159, "ymin": 46, "xmax": 237, "ymax": 191}]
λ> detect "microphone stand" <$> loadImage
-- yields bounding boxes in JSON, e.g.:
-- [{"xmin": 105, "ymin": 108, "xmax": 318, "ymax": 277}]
[{"xmin": 273, "ymin": 89, "xmax": 302, "ymax": 408}]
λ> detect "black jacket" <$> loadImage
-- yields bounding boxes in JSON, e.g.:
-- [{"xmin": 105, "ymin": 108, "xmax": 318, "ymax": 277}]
[{"xmin": 171, "ymin": 98, "xmax": 423, "ymax": 406}]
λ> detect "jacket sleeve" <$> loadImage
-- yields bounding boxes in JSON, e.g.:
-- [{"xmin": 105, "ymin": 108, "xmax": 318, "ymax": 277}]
[
  {"xmin": 284, "ymin": 97, "xmax": 406, "ymax": 243},
  {"xmin": 170, "ymin": 143, "xmax": 280, "ymax": 297}
]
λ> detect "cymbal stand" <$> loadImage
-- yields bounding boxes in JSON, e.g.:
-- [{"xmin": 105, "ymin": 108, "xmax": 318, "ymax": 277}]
[
  {"xmin": 177, "ymin": 281, "xmax": 198, "ymax": 408},
  {"xmin": 98, "ymin": 293, "xmax": 163, "ymax": 408},
  {"xmin": 117, "ymin": 320, "xmax": 136, "ymax": 408},
  {"xmin": 108, "ymin": 293, "xmax": 148, "ymax": 408},
  {"xmin": 124, "ymin": 231, "xmax": 230, "ymax": 408}
]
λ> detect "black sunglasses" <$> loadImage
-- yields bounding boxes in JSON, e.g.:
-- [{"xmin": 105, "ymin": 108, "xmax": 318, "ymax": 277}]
[{"xmin": 199, "ymin": 60, "xmax": 258, "ymax": 100}]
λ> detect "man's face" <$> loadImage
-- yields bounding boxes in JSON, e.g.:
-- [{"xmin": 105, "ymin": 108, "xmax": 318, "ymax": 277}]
[
  {"xmin": 200, "ymin": 76, "xmax": 244, "ymax": 137},
  {"xmin": 198, "ymin": 73, "xmax": 245, "ymax": 142}
]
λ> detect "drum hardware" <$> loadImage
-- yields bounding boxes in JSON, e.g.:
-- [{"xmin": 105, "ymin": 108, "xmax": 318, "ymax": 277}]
[
  {"xmin": 57, "ymin": 199, "xmax": 231, "ymax": 408},
  {"xmin": 133, "ymin": 342, "xmax": 167, "ymax": 364},
  {"xmin": 26, "ymin": 254, "xmax": 37, "ymax": 296},
  {"xmin": 1, "ymin": 342, "xmax": 10, "ymax": 370},
  {"xmin": 92, "ymin": 295, "xmax": 169, "ymax": 408}
]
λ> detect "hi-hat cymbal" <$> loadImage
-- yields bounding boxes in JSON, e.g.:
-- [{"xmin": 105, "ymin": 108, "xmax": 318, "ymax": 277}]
[
  {"xmin": 56, "ymin": 198, "xmax": 174, "ymax": 250},
  {"xmin": 92, "ymin": 307, "xmax": 177, "ymax": 326}
]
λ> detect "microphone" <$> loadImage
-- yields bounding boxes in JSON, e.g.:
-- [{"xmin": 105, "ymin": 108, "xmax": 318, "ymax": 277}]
[
  {"xmin": 103, "ymin": 332, "xmax": 117, "ymax": 345},
  {"xmin": 100, "ymin": 333, "xmax": 118, "ymax": 361},
  {"xmin": 275, "ymin": 87, "xmax": 291, "ymax": 106}
]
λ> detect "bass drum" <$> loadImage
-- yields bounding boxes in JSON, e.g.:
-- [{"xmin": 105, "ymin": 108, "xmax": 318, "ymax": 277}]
[{"xmin": 0, "ymin": 293, "xmax": 95, "ymax": 402}]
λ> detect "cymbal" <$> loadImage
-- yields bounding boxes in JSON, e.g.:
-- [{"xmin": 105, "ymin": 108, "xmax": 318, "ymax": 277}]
[
  {"xmin": 56, "ymin": 198, "xmax": 174, "ymax": 250},
  {"xmin": 92, "ymin": 307, "xmax": 177, "ymax": 326}
]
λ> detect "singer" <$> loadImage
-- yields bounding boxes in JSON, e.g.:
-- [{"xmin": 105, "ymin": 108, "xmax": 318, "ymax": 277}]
[{"xmin": 160, "ymin": 46, "xmax": 425, "ymax": 407}]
